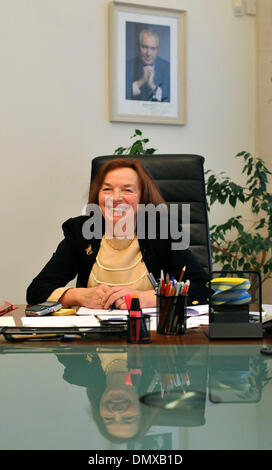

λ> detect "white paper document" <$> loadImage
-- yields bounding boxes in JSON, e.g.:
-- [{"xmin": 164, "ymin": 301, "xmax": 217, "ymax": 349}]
[
  {"xmin": 187, "ymin": 315, "xmax": 209, "ymax": 328},
  {"xmin": 187, "ymin": 304, "xmax": 209, "ymax": 316},
  {"xmin": 76, "ymin": 307, "xmax": 129, "ymax": 316},
  {"xmin": 76, "ymin": 306, "xmax": 157, "ymax": 316},
  {"xmin": 0, "ymin": 316, "xmax": 16, "ymax": 327},
  {"xmin": 262, "ymin": 304, "xmax": 272, "ymax": 316},
  {"xmin": 21, "ymin": 316, "xmax": 101, "ymax": 328}
]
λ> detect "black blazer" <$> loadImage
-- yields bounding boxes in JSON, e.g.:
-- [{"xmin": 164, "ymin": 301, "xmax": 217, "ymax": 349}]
[{"xmin": 26, "ymin": 216, "xmax": 209, "ymax": 305}]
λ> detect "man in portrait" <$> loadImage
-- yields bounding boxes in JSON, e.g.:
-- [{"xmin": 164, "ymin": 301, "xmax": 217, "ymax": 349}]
[{"xmin": 126, "ymin": 28, "xmax": 170, "ymax": 102}]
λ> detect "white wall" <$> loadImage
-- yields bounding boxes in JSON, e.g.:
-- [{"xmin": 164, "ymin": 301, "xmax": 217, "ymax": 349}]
[
  {"xmin": 0, "ymin": 0, "xmax": 257, "ymax": 303},
  {"xmin": 256, "ymin": 0, "xmax": 272, "ymax": 303}
]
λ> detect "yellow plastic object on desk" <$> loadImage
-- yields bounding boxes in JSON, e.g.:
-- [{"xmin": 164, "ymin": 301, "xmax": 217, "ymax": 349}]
[
  {"xmin": 211, "ymin": 277, "xmax": 251, "ymax": 305},
  {"xmin": 211, "ymin": 277, "xmax": 250, "ymax": 292},
  {"xmin": 52, "ymin": 308, "xmax": 77, "ymax": 316}
]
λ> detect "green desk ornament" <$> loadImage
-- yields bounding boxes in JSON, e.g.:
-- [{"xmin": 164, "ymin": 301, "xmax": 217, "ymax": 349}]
[{"xmin": 206, "ymin": 271, "xmax": 263, "ymax": 339}]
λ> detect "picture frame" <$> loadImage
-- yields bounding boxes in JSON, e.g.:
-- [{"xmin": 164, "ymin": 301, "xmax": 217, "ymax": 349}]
[{"xmin": 109, "ymin": 1, "xmax": 186, "ymax": 125}]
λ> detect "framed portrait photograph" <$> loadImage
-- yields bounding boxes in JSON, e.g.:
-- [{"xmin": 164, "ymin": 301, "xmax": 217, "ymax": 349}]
[{"xmin": 109, "ymin": 1, "xmax": 186, "ymax": 125}]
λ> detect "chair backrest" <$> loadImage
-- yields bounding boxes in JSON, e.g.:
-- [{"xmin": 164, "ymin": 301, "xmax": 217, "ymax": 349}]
[{"xmin": 90, "ymin": 154, "xmax": 212, "ymax": 273}]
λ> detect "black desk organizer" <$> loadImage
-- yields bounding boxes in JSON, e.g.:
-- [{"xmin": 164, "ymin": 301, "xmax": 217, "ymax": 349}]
[
  {"xmin": 206, "ymin": 271, "xmax": 263, "ymax": 339},
  {"xmin": 156, "ymin": 294, "xmax": 187, "ymax": 335}
]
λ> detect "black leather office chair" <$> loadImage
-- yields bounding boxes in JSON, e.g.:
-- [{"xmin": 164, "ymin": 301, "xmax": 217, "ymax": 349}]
[{"xmin": 90, "ymin": 154, "xmax": 212, "ymax": 273}]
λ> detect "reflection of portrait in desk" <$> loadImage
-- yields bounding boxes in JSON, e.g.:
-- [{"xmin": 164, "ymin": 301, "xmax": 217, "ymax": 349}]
[{"xmin": 126, "ymin": 27, "xmax": 170, "ymax": 102}]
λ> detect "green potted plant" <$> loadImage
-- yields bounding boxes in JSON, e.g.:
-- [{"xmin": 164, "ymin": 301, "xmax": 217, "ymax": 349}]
[
  {"xmin": 114, "ymin": 129, "xmax": 156, "ymax": 155},
  {"xmin": 206, "ymin": 151, "xmax": 272, "ymax": 301}
]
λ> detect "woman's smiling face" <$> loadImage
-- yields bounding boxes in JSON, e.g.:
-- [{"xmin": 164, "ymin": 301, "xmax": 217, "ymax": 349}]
[
  {"xmin": 98, "ymin": 167, "xmax": 141, "ymax": 232},
  {"xmin": 100, "ymin": 387, "xmax": 140, "ymax": 438}
]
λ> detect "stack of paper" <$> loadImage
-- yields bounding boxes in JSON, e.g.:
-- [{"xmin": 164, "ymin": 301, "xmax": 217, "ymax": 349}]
[{"xmin": 21, "ymin": 304, "xmax": 209, "ymax": 330}]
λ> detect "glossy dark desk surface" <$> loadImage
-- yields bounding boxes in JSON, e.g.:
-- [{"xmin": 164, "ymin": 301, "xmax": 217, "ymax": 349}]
[{"xmin": 1, "ymin": 307, "xmax": 272, "ymax": 451}]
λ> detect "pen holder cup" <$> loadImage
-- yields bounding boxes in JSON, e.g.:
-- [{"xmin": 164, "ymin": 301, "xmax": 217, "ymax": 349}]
[
  {"xmin": 156, "ymin": 294, "xmax": 187, "ymax": 335},
  {"xmin": 127, "ymin": 314, "xmax": 151, "ymax": 344}
]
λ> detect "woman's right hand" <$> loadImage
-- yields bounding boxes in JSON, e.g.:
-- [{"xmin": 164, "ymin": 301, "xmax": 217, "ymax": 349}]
[{"xmin": 60, "ymin": 285, "xmax": 114, "ymax": 309}]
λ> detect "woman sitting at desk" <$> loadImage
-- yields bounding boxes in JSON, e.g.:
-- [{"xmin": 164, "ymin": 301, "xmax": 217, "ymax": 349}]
[{"xmin": 26, "ymin": 158, "xmax": 208, "ymax": 309}]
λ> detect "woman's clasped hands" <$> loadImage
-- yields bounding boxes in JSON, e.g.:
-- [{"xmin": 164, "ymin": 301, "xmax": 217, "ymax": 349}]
[
  {"xmin": 103, "ymin": 286, "xmax": 156, "ymax": 310},
  {"xmin": 61, "ymin": 284, "xmax": 155, "ymax": 310},
  {"xmin": 81, "ymin": 285, "xmax": 139, "ymax": 310}
]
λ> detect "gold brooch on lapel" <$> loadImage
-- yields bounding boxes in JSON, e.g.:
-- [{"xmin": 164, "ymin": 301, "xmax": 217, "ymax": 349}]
[{"xmin": 85, "ymin": 244, "xmax": 93, "ymax": 255}]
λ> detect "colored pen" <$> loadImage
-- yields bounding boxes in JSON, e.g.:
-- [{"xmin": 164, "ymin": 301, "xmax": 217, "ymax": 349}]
[
  {"xmin": 178, "ymin": 265, "xmax": 186, "ymax": 282},
  {"xmin": 160, "ymin": 270, "xmax": 165, "ymax": 295},
  {"xmin": 175, "ymin": 282, "xmax": 183, "ymax": 296},
  {"xmin": 182, "ymin": 280, "xmax": 190, "ymax": 296},
  {"xmin": 94, "ymin": 315, "xmax": 103, "ymax": 322},
  {"xmin": 148, "ymin": 272, "xmax": 158, "ymax": 290},
  {"xmin": 165, "ymin": 281, "xmax": 172, "ymax": 296}
]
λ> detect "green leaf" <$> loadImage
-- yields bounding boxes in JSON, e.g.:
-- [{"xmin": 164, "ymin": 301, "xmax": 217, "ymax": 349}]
[
  {"xmin": 229, "ymin": 195, "xmax": 237, "ymax": 207},
  {"xmin": 129, "ymin": 140, "xmax": 144, "ymax": 154},
  {"xmin": 255, "ymin": 218, "xmax": 266, "ymax": 230},
  {"xmin": 114, "ymin": 146, "xmax": 127, "ymax": 155},
  {"xmin": 222, "ymin": 264, "xmax": 233, "ymax": 271},
  {"xmin": 114, "ymin": 129, "xmax": 156, "ymax": 157}
]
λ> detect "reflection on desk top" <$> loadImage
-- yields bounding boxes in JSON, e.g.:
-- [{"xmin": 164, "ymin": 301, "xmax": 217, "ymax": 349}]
[{"xmin": 1, "ymin": 344, "xmax": 272, "ymax": 450}]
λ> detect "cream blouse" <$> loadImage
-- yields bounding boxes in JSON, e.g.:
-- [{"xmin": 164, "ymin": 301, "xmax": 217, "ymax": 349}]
[{"xmin": 88, "ymin": 235, "xmax": 152, "ymax": 290}]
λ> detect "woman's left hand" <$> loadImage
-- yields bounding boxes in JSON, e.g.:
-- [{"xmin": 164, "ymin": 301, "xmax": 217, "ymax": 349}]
[{"xmin": 103, "ymin": 287, "xmax": 156, "ymax": 310}]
